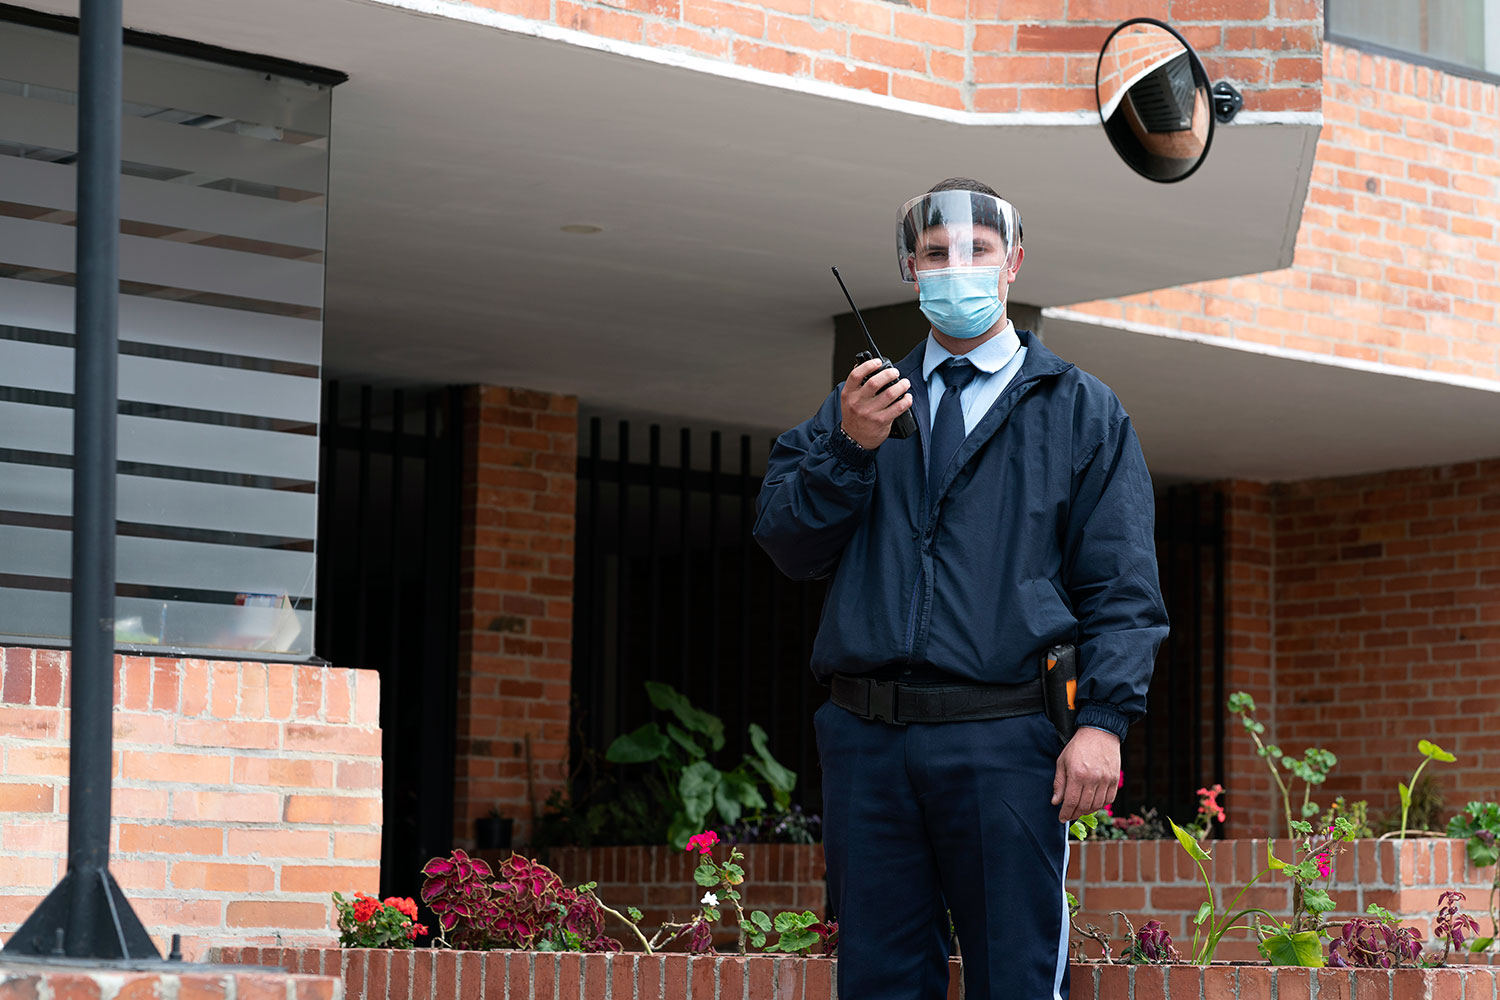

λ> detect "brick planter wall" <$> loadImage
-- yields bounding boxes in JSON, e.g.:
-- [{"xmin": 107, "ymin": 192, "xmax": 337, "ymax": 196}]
[
  {"xmin": 1071, "ymin": 838, "xmax": 1500, "ymax": 964},
  {"xmin": 0, "ymin": 960, "xmax": 342, "ymax": 1000},
  {"xmin": 543, "ymin": 845, "xmax": 826, "ymax": 947},
  {"xmin": 0, "ymin": 646, "xmax": 382, "ymax": 960},
  {"xmin": 218, "ymin": 945, "xmax": 1500, "ymax": 999}
]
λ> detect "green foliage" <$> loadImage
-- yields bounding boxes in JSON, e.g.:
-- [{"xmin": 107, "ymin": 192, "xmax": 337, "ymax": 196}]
[
  {"xmin": 1068, "ymin": 809, "xmax": 1106, "ymax": 841},
  {"xmin": 1318, "ymin": 797, "xmax": 1374, "ymax": 839},
  {"xmin": 333, "ymin": 892, "xmax": 423, "ymax": 949},
  {"xmin": 1257, "ymin": 923, "xmax": 1325, "ymax": 967},
  {"xmin": 1228, "ymin": 690, "xmax": 1337, "ymax": 839},
  {"xmin": 1447, "ymin": 802, "xmax": 1500, "ymax": 868},
  {"xmin": 767, "ymin": 911, "xmax": 823, "ymax": 953},
  {"xmin": 535, "ymin": 683, "xmax": 802, "ymax": 850},
  {"xmin": 1394, "ymin": 740, "xmax": 1458, "ymax": 839}
]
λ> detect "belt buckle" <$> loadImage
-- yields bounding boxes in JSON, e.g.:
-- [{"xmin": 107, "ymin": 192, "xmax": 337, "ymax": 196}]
[{"xmin": 867, "ymin": 680, "xmax": 903, "ymax": 725}]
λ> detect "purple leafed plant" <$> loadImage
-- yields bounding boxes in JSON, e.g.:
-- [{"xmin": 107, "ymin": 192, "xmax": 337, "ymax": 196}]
[
  {"xmin": 420, "ymin": 849, "xmax": 620, "ymax": 952},
  {"xmin": 1122, "ymin": 920, "xmax": 1179, "ymax": 964},
  {"xmin": 1434, "ymin": 890, "xmax": 1481, "ymax": 964},
  {"xmin": 1327, "ymin": 918, "xmax": 1422, "ymax": 969}
]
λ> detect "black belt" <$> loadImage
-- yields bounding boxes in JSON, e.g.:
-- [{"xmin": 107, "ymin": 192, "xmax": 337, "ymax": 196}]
[{"xmin": 830, "ymin": 673, "xmax": 1044, "ymax": 726}]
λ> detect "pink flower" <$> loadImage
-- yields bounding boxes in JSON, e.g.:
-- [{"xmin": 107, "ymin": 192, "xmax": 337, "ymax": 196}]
[
  {"xmin": 1103, "ymin": 804, "xmax": 1113, "ymax": 816},
  {"xmin": 1317, "ymin": 851, "xmax": 1332, "ymax": 879},
  {"xmin": 1118, "ymin": 770, "xmax": 1125, "ymax": 789},
  {"xmin": 685, "ymin": 830, "xmax": 720, "ymax": 855},
  {"xmin": 1196, "ymin": 784, "xmax": 1227, "ymax": 824}
]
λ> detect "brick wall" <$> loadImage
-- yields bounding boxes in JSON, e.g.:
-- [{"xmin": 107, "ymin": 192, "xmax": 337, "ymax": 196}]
[
  {"xmin": 447, "ymin": 0, "xmax": 1320, "ymax": 114},
  {"xmin": 1207, "ymin": 461, "xmax": 1500, "ymax": 839},
  {"xmin": 1218, "ymin": 481, "xmax": 1276, "ymax": 839},
  {"xmin": 455, "ymin": 386, "xmax": 578, "ymax": 850},
  {"xmin": 1272, "ymin": 460, "xmax": 1500, "ymax": 827},
  {"xmin": 221, "ymin": 944, "xmax": 1500, "ymax": 999},
  {"xmin": 0, "ymin": 646, "xmax": 382, "ymax": 960},
  {"xmin": 1071, "ymin": 42, "xmax": 1500, "ymax": 382}
]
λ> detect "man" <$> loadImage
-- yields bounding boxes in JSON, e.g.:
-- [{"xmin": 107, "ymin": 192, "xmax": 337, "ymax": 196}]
[{"xmin": 753, "ymin": 179, "xmax": 1168, "ymax": 999}]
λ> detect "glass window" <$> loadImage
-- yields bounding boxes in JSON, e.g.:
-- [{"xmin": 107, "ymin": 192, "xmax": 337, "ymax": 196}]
[
  {"xmin": 0, "ymin": 17, "xmax": 334, "ymax": 660},
  {"xmin": 1327, "ymin": 0, "xmax": 1500, "ymax": 80}
]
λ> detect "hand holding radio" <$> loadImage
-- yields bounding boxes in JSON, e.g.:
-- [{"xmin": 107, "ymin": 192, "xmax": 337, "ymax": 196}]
[
  {"xmin": 831, "ymin": 267, "xmax": 919, "ymax": 449},
  {"xmin": 840, "ymin": 356, "xmax": 914, "ymax": 449}
]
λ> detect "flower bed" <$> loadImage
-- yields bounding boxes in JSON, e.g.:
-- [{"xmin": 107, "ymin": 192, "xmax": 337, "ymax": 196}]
[
  {"xmin": 1070, "ymin": 837, "xmax": 1499, "ymax": 963},
  {"xmin": 212, "ymin": 946, "xmax": 1500, "ymax": 999},
  {"xmin": 543, "ymin": 843, "xmax": 826, "ymax": 945}
]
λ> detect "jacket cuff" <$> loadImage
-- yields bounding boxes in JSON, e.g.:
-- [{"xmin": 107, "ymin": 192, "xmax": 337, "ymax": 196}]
[
  {"xmin": 827, "ymin": 426, "xmax": 877, "ymax": 472},
  {"xmin": 1076, "ymin": 703, "xmax": 1129, "ymax": 742}
]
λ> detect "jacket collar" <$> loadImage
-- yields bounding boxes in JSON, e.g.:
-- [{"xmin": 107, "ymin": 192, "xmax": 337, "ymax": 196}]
[{"xmin": 896, "ymin": 329, "xmax": 1074, "ymax": 512}]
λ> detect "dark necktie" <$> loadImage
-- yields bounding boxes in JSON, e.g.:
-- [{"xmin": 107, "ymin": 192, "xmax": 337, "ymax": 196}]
[{"xmin": 928, "ymin": 358, "xmax": 978, "ymax": 500}]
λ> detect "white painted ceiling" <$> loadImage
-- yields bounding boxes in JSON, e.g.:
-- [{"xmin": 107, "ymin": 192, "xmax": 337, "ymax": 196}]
[{"xmin": 1042, "ymin": 310, "xmax": 1500, "ymax": 483}]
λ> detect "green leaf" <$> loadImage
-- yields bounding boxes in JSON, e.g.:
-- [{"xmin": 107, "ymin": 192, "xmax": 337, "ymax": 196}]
[
  {"xmin": 1193, "ymin": 901, "xmax": 1213, "ymax": 926},
  {"xmin": 752, "ymin": 910, "xmax": 773, "ymax": 931},
  {"xmin": 1302, "ymin": 889, "xmax": 1337, "ymax": 915},
  {"xmin": 714, "ymin": 781, "xmax": 743, "ymax": 826},
  {"xmin": 1258, "ymin": 929, "xmax": 1325, "ymax": 967},
  {"xmin": 1228, "ymin": 692, "xmax": 1255, "ymax": 714},
  {"xmin": 666, "ymin": 723, "xmax": 707, "ymax": 759},
  {"xmin": 1069, "ymin": 821, "xmax": 1087, "ymax": 839},
  {"xmin": 679, "ymin": 760, "xmax": 722, "ymax": 825},
  {"xmin": 1468, "ymin": 937, "xmax": 1493, "ymax": 953},
  {"xmin": 606, "ymin": 723, "xmax": 670, "ymax": 763},
  {"xmin": 627, "ymin": 907, "xmax": 643, "ymax": 922},
  {"xmin": 1170, "ymin": 817, "xmax": 1211, "ymax": 861},
  {"xmin": 667, "ymin": 813, "xmax": 700, "ymax": 851},
  {"xmin": 748, "ymin": 724, "xmax": 797, "ymax": 794},
  {"xmin": 1398, "ymin": 781, "xmax": 1411, "ymax": 810},
  {"xmin": 694, "ymin": 862, "xmax": 720, "ymax": 887},
  {"xmin": 1267, "ymin": 843, "xmax": 1288, "ymax": 870},
  {"xmin": 1080, "ymin": 811, "xmax": 1100, "ymax": 830},
  {"xmin": 722, "ymin": 863, "xmax": 745, "ymax": 885},
  {"xmin": 1418, "ymin": 739, "xmax": 1455, "ymax": 762},
  {"xmin": 721, "ymin": 770, "xmax": 768, "ymax": 812},
  {"xmin": 645, "ymin": 681, "xmax": 727, "ymax": 751},
  {"xmin": 1267, "ymin": 745, "xmax": 1284, "ymax": 759}
]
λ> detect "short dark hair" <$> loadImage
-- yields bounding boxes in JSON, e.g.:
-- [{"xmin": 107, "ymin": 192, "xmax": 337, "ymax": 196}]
[{"xmin": 923, "ymin": 177, "xmax": 1023, "ymax": 247}]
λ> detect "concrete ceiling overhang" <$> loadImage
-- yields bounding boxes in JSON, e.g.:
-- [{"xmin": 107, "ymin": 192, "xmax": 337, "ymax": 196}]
[
  {"xmin": 24, "ymin": 0, "xmax": 1320, "ymax": 435},
  {"xmin": 1042, "ymin": 309, "xmax": 1500, "ymax": 483}
]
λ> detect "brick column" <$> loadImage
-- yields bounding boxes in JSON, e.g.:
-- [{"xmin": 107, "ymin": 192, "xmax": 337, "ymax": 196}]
[
  {"xmin": 1217, "ymin": 480, "xmax": 1277, "ymax": 838},
  {"xmin": 455, "ymin": 386, "xmax": 577, "ymax": 849}
]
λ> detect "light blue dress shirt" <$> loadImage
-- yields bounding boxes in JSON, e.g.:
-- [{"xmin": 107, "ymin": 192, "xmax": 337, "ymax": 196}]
[{"xmin": 922, "ymin": 321, "xmax": 1027, "ymax": 435}]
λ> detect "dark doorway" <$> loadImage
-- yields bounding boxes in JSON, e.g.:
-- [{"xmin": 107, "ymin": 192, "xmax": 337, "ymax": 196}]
[
  {"xmin": 316, "ymin": 382, "xmax": 464, "ymax": 899},
  {"xmin": 572, "ymin": 418, "xmax": 828, "ymax": 820}
]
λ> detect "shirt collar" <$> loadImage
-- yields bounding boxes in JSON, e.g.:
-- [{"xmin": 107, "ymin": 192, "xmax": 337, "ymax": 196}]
[{"xmin": 921, "ymin": 320, "xmax": 1021, "ymax": 382}]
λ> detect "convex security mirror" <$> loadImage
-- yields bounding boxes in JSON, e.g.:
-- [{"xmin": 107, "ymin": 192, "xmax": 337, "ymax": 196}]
[{"xmin": 1095, "ymin": 18, "xmax": 1241, "ymax": 183}]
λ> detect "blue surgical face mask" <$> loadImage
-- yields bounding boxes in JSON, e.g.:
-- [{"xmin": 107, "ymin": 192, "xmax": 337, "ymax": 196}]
[{"xmin": 916, "ymin": 266, "xmax": 1006, "ymax": 339}]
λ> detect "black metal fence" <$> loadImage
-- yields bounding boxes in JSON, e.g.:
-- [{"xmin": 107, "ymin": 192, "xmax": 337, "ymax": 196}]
[
  {"xmin": 316, "ymin": 382, "xmax": 464, "ymax": 899},
  {"xmin": 574, "ymin": 419, "xmax": 827, "ymax": 814},
  {"xmin": 1118, "ymin": 484, "xmax": 1226, "ymax": 826},
  {"xmin": 573, "ymin": 422, "xmax": 1227, "ymax": 830}
]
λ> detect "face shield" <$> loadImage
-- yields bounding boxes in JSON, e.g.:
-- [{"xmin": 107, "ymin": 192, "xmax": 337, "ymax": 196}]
[{"xmin": 896, "ymin": 190, "xmax": 1021, "ymax": 282}]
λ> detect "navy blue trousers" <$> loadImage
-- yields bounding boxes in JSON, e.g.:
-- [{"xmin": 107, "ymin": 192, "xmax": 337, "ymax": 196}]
[{"xmin": 815, "ymin": 702, "xmax": 1070, "ymax": 999}]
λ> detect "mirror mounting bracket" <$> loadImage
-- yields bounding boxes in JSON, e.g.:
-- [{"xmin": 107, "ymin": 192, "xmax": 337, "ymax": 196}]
[{"xmin": 1212, "ymin": 82, "xmax": 1243, "ymax": 123}]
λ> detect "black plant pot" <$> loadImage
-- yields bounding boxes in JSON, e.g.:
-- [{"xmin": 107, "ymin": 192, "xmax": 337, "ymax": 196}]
[{"xmin": 475, "ymin": 815, "xmax": 513, "ymax": 851}]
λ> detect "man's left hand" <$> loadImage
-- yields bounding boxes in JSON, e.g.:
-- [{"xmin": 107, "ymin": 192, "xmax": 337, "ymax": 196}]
[{"xmin": 1051, "ymin": 727, "xmax": 1121, "ymax": 824}]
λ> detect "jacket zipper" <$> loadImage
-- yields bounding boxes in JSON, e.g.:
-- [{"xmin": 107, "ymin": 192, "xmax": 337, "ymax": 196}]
[{"xmin": 902, "ymin": 570, "xmax": 921, "ymax": 655}]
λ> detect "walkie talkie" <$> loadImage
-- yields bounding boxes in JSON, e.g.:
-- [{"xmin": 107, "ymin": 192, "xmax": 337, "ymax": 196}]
[{"xmin": 831, "ymin": 266, "xmax": 918, "ymax": 440}]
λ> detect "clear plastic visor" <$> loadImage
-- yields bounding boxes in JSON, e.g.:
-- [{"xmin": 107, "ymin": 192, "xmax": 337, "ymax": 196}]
[{"xmin": 897, "ymin": 190, "xmax": 1020, "ymax": 282}]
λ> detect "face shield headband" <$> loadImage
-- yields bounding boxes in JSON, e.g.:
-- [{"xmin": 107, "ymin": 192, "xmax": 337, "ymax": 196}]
[{"xmin": 897, "ymin": 190, "xmax": 1021, "ymax": 282}]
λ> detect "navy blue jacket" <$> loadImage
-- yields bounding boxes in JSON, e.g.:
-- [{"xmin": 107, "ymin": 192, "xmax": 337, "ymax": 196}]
[{"xmin": 753, "ymin": 331, "xmax": 1167, "ymax": 740}]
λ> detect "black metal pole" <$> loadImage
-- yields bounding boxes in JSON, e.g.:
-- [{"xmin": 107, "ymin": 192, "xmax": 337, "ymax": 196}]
[{"xmin": 4, "ymin": 0, "xmax": 157, "ymax": 960}]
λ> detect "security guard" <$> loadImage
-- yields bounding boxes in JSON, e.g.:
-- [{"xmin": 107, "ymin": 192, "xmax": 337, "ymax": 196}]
[{"xmin": 753, "ymin": 178, "xmax": 1168, "ymax": 998}]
